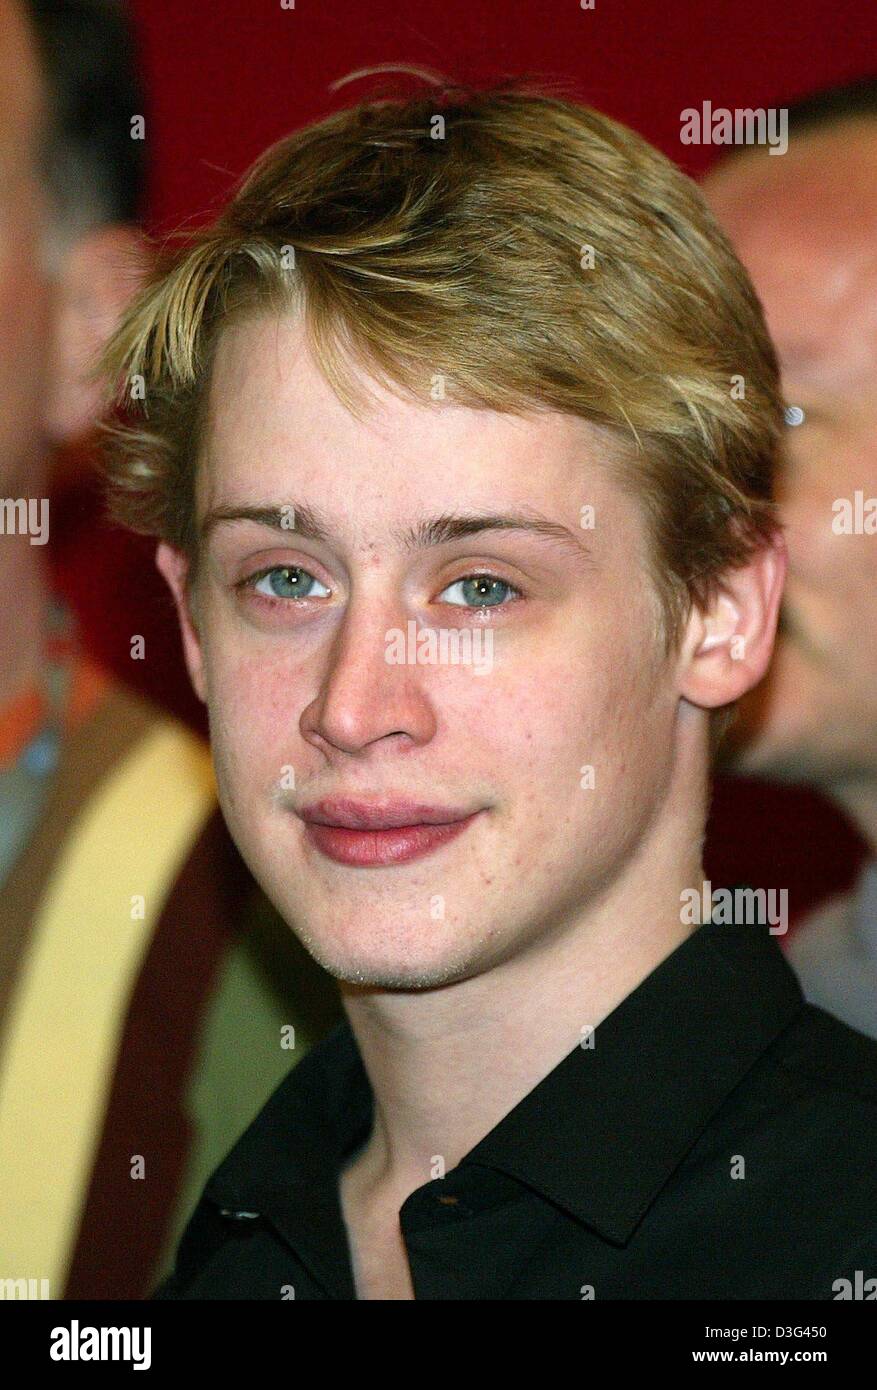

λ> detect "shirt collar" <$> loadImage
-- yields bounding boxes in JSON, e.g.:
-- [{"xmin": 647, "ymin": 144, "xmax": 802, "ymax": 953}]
[{"xmin": 203, "ymin": 920, "xmax": 805, "ymax": 1248}]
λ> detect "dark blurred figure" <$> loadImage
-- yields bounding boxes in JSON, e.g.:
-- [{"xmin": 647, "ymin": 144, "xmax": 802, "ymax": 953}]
[
  {"xmin": 0, "ymin": 0, "xmax": 339, "ymax": 1299},
  {"xmin": 703, "ymin": 78, "xmax": 877, "ymax": 1038}
]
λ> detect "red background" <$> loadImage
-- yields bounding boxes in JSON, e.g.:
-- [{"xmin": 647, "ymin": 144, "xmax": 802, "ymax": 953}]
[{"xmin": 50, "ymin": 0, "xmax": 875, "ymax": 926}]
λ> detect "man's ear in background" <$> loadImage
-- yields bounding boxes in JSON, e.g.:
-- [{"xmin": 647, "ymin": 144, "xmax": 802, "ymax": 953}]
[{"xmin": 43, "ymin": 223, "xmax": 150, "ymax": 446}]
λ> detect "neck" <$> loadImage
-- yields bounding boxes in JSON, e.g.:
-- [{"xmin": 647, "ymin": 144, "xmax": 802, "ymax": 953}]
[{"xmin": 339, "ymin": 709, "xmax": 709, "ymax": 1210}]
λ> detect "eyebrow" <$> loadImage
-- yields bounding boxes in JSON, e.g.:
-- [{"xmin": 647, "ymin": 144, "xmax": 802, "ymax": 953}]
[{"xmin": 200, "ymin": 502, "xmax": 594, "ymax": 565}]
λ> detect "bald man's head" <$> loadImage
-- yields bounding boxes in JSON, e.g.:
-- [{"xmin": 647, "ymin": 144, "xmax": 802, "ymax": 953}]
[{"xmin": 703, "ymin": 113, "xmax": 877, "ymax": 798}]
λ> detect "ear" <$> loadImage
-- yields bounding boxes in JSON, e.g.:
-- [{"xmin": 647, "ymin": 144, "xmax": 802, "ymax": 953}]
[
  {"xmin": 677, "ymin": 533, "xmax": 787, "ymax": 710},
  {"xmin": 43, "ymin": 223, "xmax": 150, "ymax": 444},
  {"xmin": 156, "ymin": 541, "xmax": 208, "ymax": 705}
]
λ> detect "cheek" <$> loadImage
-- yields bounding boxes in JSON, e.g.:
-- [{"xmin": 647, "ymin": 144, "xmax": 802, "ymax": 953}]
[
  {"xmin": 567, "ymin": 650, "xmax": 664, "ymax": 781},
  {"xmin": 204, "ymin": 644, "xmax": 297, "ymax": 807},
  {"xmin": 782, "ymin": 436, "xmax": 875, "ymax": 580},
  {"xmin": 478, "ymin": 632, "xmax": 667, "ymax": 824}
]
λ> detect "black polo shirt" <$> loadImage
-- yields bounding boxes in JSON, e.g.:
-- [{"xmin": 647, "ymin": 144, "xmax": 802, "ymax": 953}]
[{"xmin": 154, "ymin": 920, "xmax": 877, "ymax": 1299}]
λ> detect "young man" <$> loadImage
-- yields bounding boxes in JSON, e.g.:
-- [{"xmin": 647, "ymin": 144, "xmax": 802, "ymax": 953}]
[
  {"xmin": 702, "ymin": 78, "xmax": 877, "ymax": 1041},
  {"xmin": 97, "ymin": 81, "xmax": 877, "ymax": 1300}
]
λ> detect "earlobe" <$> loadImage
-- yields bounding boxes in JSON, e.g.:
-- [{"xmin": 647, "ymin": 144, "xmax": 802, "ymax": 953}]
[{"xmin": 156, "ymin": 541, "xmax": 208, "ymax": 704}]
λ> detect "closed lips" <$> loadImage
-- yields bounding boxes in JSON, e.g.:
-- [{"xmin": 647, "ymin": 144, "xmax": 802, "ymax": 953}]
[{"xmin": 298, "ymin": 799, "xmax": 476, "ymax": 830}]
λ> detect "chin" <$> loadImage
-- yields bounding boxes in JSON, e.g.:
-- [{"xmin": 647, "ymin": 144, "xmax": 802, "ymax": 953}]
[
  {"xmin": 281, "ymin": 910, "xmax": 485, "ymax": 991},
  {"xmin": 308, "ymin": 942, "xmax": 481, "ymax": 991}
]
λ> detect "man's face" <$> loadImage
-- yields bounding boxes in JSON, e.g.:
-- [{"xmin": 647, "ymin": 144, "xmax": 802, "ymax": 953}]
[
  {"xmin": 704, "ymin": 126, "xmax": 877, "ymax": 787},
  {"xmin": 173, "ymin": 310, "xmax": 688, "ymax": 989},
  {"xmin": 0, "ymin": 0, "xmax": 54, "ymax": 494}
]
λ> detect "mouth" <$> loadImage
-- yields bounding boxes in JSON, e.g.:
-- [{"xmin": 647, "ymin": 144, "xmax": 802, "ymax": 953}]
[{"xmin": 297, "ymin": 798, "xmax": 484, "ymax": 867}]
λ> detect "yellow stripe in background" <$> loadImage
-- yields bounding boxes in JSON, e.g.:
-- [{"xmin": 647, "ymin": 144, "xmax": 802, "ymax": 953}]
[{"xmin": 0, "ymin": 724, "xmax": 216, "ymax": 1296}]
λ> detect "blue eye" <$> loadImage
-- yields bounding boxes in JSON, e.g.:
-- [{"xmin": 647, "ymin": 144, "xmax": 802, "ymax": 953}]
[
  {"xmin": 438, "ymin": 574, "xmax": 520, "ymax": 608},
  {"xmin": 250, "ymin": 566, "xmax": 330, "ymax": 600},
  {"xmin": 239, "ymin": 567, "xmax": 521, "ymax": 610}
]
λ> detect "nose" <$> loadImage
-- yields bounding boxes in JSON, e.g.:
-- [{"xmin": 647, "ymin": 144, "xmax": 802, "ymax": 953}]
[{"xmin": 299, "ymin": 590, "xmax": 438, "ymax": 756}]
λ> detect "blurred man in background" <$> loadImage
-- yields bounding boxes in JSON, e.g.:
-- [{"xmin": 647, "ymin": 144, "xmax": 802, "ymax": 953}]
[
  {"xmin": 703, "ymin": 78, "xmax": 877, "ymax": 1039},
  {"xmin": 0, "ymin": 0, "xmax": 338, "ymax": 1299}
]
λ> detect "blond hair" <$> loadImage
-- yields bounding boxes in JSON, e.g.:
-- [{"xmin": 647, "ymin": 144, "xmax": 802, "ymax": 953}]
[{"xmin": 95, "ymin": 75, "xmax": 784, "ymax": 657}]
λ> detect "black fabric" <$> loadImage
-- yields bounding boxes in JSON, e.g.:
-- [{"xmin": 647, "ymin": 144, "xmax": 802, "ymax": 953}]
[{"xmin": 152, "ymin": 920, "xmax": 877, "ymax": 1300}]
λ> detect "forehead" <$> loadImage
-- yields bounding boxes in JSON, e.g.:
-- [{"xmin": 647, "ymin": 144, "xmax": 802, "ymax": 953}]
[
  {"xmin": 200, "ymin": 309, "xmax": 626, "ymax": 534},
  {"xmin": 0, "ymin": 0, "xmax": 44, "ymax": 165},
  {"xmin": 703, "ymin": 126, "xmax": 877, "ymax": 377}
]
